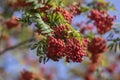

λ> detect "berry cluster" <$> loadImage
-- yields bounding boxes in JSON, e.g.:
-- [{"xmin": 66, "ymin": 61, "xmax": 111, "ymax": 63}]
[
  {"xmin": 105, "ymin": 63, "xmax": 117, "ymax": 74},
  {"xmin": 90, "ymin": 53, "xmax": 102, "ymax": 64},
  {"xmin": 47, "ymin": 36, "xmax": 66, "ymax": 61},
  {"xmin": 47, "ymin": 36, "xmax": 89, "ymax": 62},
  {"xmin": 10, "ymin": 0, "xmax": 31, "ymax": 8},
  {"xmin": 20, "ymin": 70, "xmax": 35, "ymax": 80},
  {"xmin": 69, "ymin": 5, "xmax": 81, "ymax": 15},
  {"xmin": 65, "ymin": 38, "xmax": 89, "ymax": 62},
  {"xmin": 85, "ymin": 52, "xmax": 102, "ymax": 80},
  {"xmin": 85, "ymin": 62, "xmax": 98, "ymax": 80},
  {"xmin": 5, "ymin": 16, "xmax": 21, "ymax": 29},
  {"xmin": 54, "ymin": 7, "xmax": 73, "ymax": 23},
  {"xmin": 38, "ymin": 4, "xmax": 52, "ymax": 13},
  {"xmin": 89, "ymin": 9, "xmax": 116, "ymax": 34},
  {"xmin": 85, "ymin": 36, "xmax": 107, "ymax": 80},
  {"xmin": 53, "ymin": 25, "xmax": 70, "ymax": 39},
  {"xmin": 46, "ymin": 24, "xmax": 90, "ymax": 62},
  {"xmin": 88, "ymin": 36, "xmax": 107, "ymax": 54}
]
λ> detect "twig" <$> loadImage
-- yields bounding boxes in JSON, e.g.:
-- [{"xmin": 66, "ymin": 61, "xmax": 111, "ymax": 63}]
[
  {"xmin": 0, "ymin": 38, "xmax": 35, "ymax": 55},
  {"xmin": 0, "ymin": 27, "xmax": 4, "ymax": 45},
  {"xmin": 107, "ymin": 38, "xmax": 120, "ymax": 42}
]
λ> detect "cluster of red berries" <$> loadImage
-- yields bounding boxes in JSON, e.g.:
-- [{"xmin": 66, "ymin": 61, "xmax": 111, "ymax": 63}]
[
  {"xmin": 40, "ymin": 4, "xmax": 52, "ymax": 22},
  {"xmin": 20, "ymin": 70, "xmax": 35, "ymax": 80},
  {"xmin": 65, "ymin": 38, "xmax": 89, "ymax": 62},
  {"xmin": 68, "ymin": 5, "xmax": 81, "ymax": 15},
  {"xmin": 10, "ymin": 0, "xmax": 31, "ymax": 8},
  {"xmin": 88, "ymin": 36, "xmax": 107, "ymax": 54},
  {"xmin": 53, "ymin": 25, "xmax": 70, "ymax": 39},
  {"xmin": 47, "ymin": 36, "xmax": 89, "ymax": 62},
  {"xmin": 85, "ymin": 53, "xmax": 102, "ymax": 80},
  {"xmin": 85, "ymin": 54, "xmax": 102, "ymax": 80},
  {"xmin": 47, "ymin": 36, "xmax": 66, "ymax": 61},
  {"xmin": 85, "ymin": 62, "xmax": 98, "ymax": 80},
  {"xmin": 89, "ymin": 9, "xmax": 116, "ymax": 34},
  {"xmin": 5, "ymin": 16, "xmax": 21, "ymax": 29},
  {"xmin": 46, "ymin": 24, "xmax": 90, "ymax": 62},
  {"xmin": 54, "ymin": 7, "xmax": 73, "ymax": 23},
  {"xmin": 38, "ymin": 4, "xmax": 52, "ymax": 13},
  {"xmin": 85, "ymin": 36, "xmax": 107, "ymax": 80}
]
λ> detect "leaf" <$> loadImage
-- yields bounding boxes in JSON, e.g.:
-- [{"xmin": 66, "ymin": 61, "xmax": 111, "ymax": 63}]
[
  {"xmin": 119, "ymin": 43, "xmax": 120, "ymax": 49},
  {"xmin": 46, "ymin": 0, "xmax": 51, "ymax": 4},
  {"xmin": 34, "ymin": 13, "xmax": 53, "ymax": 34},
  {"xmin": 37, "ymin": 46, "xmax": 41, "ymax": 56},
  {"xmin": 31, "ymin": 43, "xmax": 38, "ymax": 50},
  {"xmin": 43, "ymin": 56, "xmax": 48, "ymax": 64},
  {"xmin": 81, "ymin": 6, "xmax": 91, "ymax": 12},
  {"xmin": 34, "ymin": 39, "xmax": 48, "ymax": 63},
  {"xmin": 108, "ymin": 43, "xmax": 114, "ymax": 51},
  {"xmin": 39, "ymin": 56, "xmax": 44, "ymax": 63},
  {"xmin": 109, "ymin": 4, "xmax": 117, "ymax": 11},
  {"xmin": 48, "ymin": 12, "xmax": 67, "ymax": 27},
  {"xmin": 114, "ymin": 43, "xmax": 118, "ymax": 53},
  {"xmin": 107, "ymin": 32, "xmax": 114, "ymax": 39},
  {"xmin": 20, "ymin": 12, "xmax": 32, "ymax": 24},
  {"xmin": 86, "ymin": 32, "xmax": 95, "ymax": 40},
  {"xmin": 34, "ymin": 4, "xmax": 42, "ymax": 9}
]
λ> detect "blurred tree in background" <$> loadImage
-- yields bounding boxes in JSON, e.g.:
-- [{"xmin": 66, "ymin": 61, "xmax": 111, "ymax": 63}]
[{"xmin": 0, "ymin": 0, "xmax": 120, "ymax": 80}]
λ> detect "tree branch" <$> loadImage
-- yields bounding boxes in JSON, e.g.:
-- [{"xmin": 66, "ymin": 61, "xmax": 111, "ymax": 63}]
[
  {"xmin": 107, "ymin": 38, "xmax": 120, "ymax": 42},
  {"xmin": 0, "ymin": 27, "xmax": 4, "ymax": 45},
  {"xmin": 0, "ymin": 38, "xmax": 35, "ymax": 55}
]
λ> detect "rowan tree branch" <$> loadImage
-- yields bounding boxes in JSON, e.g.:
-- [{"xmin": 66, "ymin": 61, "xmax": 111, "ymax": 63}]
[
  {"xmin": 107, "ymin": 38, "xmax": 120, "ymax": 42},
  {"xmin": 0, "ymin": 27, "xmax": 4, "ymax": 45},
  {"xmin": 0, "ymin": 38, "xmax": 35, "ymax": 55}
]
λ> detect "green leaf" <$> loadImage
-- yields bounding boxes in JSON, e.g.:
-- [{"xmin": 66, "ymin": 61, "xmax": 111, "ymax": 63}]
[
  {"xmin": 81, "ymin": 6, "xmax": 91, "ymax": 12},
  {"xmin": 39, "ymin": 56, "xmax": 44, "ymax": 63},
  {"xmin": 109, "ymin": 4, "xmax": 117, "ymax": 11},
  {"xmin": 108, "ymin": 43, "xmax": 114, "ymax": 51},
  {"xmin": 114, "ymin": 43, "xmax": 118, "ymax": 53},
  {"xmin": 31, "ymin": 43, "xmax": 38, "ymax": 50},
  {"xmin": 34, "ymin": 39, "xmax": 49, "ymax": 63},
  {"xmin": 34, "ymin": 13, "xmax": 53, "ymax": 34},
  {"xmin": 46, "ymin": 0, "xmax": 51, "ymax": 4}
]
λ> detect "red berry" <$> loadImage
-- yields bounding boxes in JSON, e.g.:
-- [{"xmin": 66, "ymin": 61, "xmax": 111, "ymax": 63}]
[
  {"xmin": 5, "ymin": 16, "xmax": 21, "ymax": 29},
  {"xmin": 20, "ymin": 70, "xmax": 35, "ymax": 80},
  {"xmin": 89, "ymin": 9, "xmax": 116, "ymax": 34},
  {"xmin": 47, "ymin": 36, "xmax": 66, "ymax": 61},
  {"xmin": 53, "ymin": 25, "xmax": 70, "ymax": 39},
  {"xmin": 54, "ymin": 7, "xmax": 73, "ymax": 23},
  {"xmin": 88, "ymin": 36, "xmax": 107, "ymax": 54},
  {"xmin": 68, "ymin": 5, "xmax": 81, "ymax": 15},
  {"xmin": 65, "ymin": 38, "xmax": 89, "ymax": 62}
]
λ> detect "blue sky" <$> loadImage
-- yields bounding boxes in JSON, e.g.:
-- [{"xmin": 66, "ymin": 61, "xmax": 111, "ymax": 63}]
[
  {"xmin": 108, "ymin": 0, "xmax": 120, "ymax": 22},
  {"xmin": 0, "ymin": 0, "xmax": 120, "ymax": 80}
]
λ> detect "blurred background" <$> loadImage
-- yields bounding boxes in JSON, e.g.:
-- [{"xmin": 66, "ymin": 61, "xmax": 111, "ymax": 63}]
[{"xmin": 0, "ymin": 0, "xmax": 120, "ymax": 80}]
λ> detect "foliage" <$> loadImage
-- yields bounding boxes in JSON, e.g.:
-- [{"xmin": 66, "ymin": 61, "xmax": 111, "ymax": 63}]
[{"xmin": 0, "ymin": 0, "xmax": 120, "ymax": 80}]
